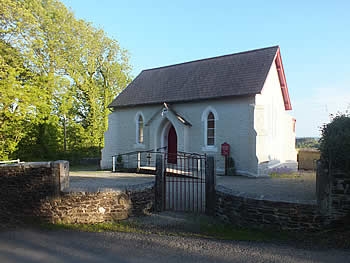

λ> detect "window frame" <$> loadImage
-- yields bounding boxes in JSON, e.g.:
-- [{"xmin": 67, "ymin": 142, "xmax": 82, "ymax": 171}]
[
  {"xmin": 138, "ymin": 115, "xmax": 144, "ymax": 144},
  {"xmin": 134, "ymin": 112, "xmax": 145, "ymax": 148},
  {"xmin": 201, "ymin": 106, "xmax": 218, "ymax": 152},
  {"xmin": 207, "ymin": 112, "xmax": 215, "ymax": 146}
]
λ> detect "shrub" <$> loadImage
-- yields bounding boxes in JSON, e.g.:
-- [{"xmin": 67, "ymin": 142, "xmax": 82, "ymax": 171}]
[
  {"xmin": 117, "ymin": 154, "xmax": 123, "ymax": 164},
  {"xmin": 227, "ymin": 157, "xmax": 236, "ymax": 176},
  {"xmin": 319, "ymin": 112, "xmax": 350, "ymax": 172},
  {"xmin": 116, "ymin": 154, "xmax": 124, "ymax": 169}
]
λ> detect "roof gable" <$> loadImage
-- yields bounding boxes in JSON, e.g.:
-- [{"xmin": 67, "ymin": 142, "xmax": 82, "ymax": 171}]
[{"xmin": 110, "ymin": 46, "xmax": 291, "ymax": 110}]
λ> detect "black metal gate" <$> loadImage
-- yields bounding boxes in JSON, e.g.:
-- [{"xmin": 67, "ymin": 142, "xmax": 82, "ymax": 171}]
[{"xmin": 163, "ymin": 153, "xmax": 206, "ymax": 212}]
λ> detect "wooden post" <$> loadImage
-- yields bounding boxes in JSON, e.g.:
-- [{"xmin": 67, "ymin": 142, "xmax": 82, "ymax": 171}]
[
  {"xmin": 205, "ymin": 156, "xmax": 215, "ymax": 215},
  {"xmin": 155, "ymin": 154, "xmax": 164, "ymax": 212}
]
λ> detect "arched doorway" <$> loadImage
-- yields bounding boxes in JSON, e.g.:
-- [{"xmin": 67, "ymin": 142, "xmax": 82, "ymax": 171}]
[{"xmin": 167, "ymin": 125, "xmax": 177, "ymax": 164}]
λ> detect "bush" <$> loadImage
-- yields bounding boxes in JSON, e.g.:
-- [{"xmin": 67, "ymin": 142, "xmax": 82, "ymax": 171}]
[
  {"xmin": 116, "ymin": 154, "xmax": 124, "ymax": 169},
  {"xmin": 319, "ymin": 113, "xmax": 350, "ymax": 172},
  {"xmin": 227, "ymin": 157, "xmax": 236, "ymax": 176}
]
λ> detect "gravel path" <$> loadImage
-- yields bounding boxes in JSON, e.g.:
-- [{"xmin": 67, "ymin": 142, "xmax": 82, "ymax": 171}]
[
  {"xmin": 68, "ymin": 170, "xmax": 316, "ymax": 203},
  {"xmin": 216, "ymin": 172, "xmax": 316, "ymax": 204},
  {"xmin": 0, "ymin": 228, "xmax": 349, "ymax": 263},
  {"xmin": 67, "ymin": 171, "xmax": 154, "ymax": 192}
]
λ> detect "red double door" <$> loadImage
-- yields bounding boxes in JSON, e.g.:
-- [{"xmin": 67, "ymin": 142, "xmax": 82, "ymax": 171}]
[{"xmin": 167, "ymin": 125, "xmax": 177, "ymax": 164}]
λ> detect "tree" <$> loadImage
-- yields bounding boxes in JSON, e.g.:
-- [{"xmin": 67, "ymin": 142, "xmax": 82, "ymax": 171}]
[
  {"xmin": 0, "ymin": 39, "xmax": 44, "ymax": 159},
  {"xmin": 0, "ymin": 0, "xmax": 131, "ymax": 161},
  {"xmin": 319, "ymin": 112, "xmax": 350, "ymax": 172}
]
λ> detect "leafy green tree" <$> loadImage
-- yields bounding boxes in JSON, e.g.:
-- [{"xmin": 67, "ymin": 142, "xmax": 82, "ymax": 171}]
[
  {"xmin": 319, "ymin": 112, "xmax": 350, "ymax": 172},
  {"xmin": 296, "ymin": 137, "xmax": 320, "ymax": 149},
  {"xmin": 0, "ymin": 40, "xmax": 43, "ymax": 159},
  {"xmin": 1, "ymin": 0, "xmax": 132, "ymax": 161}
]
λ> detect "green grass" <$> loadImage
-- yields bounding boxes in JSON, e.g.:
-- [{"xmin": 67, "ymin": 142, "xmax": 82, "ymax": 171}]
[
  {"xmin": 40, "ymin": 216, "xmax": 289, "ymax": 243},
  {"xmin": 24, "ymin": 215, "xmax": 350, "ymax": 249},
  {"xmin": 197, "ymin": 221, "xmax": 288, "ymax": 242},
  {"xmin": 41, "ymin": 221, "xmax": 145, "ymax": 234}
]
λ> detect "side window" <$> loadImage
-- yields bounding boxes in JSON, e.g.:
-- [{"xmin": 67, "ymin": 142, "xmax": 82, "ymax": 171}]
[
  {"xmin": 207, "ymin": 112, "xmax": 215, "ymax": 145},
  {"xmin": 138, "ymin": 115, "xmax": 144, "ymax": 144}
]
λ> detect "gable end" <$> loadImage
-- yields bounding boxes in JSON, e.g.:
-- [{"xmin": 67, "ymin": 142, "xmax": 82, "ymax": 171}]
[{"xmin": 275, "ymin": 49, "xmax": 292, "ymax": 110}]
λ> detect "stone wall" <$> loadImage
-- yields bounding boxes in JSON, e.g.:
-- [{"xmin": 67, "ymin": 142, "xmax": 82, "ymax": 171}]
[
  {"xmin": 0, "ymin": 161, "xmax": 63, "ymax": 223},
  {"xmin": 216, "ymin": 163, "xmax": 350, "ymax": 231},
  {"xmin": 215, "ymin": 186, "xmax": 324, "ymax": 231},
  {"xmin": 317, "ymin": 163, "xmax": 350, "ymax": 223},
  {"xmin": 331, "ymin": 170, "xmax": 350, "ymax": 221},
  {"xmin": 38, "ymin": 185, "xmax": 154, "ymax": 224},
  {"xmin": 0, "ymin": 161, "xmax": 154, "ymax": 224}
]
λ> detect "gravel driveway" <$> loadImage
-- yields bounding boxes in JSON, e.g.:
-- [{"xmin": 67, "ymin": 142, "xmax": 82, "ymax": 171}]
[
  {"xmin": 0, "ymin": 228, "xmax": 349, "ymax": 263},
  {"xmin": 217, "ymin": 172, "xmax": 316, "ymax": 204},
  {"xmin": 67, "ymin": 171, "xmax": 155, "ymax": 192}
]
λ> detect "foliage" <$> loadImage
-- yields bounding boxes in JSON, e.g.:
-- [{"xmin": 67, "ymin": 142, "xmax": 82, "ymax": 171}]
[
  {"xmin": 296, "ymin": 137, "xmax": 320, "ymax": 149},
  {"xmin": 0, "ymin": 39, "xmax": 43, "ymax": 159},
  {"xmin": 117, "ymin": 154, "xmax": 123, "ymax": 164},
  {"xmin": 319, "ymin": 112, "xmax": 350, "ymax": 172},
  {"xmin": 227, "ymin": 156, "xmax": 236, "ymax": 176},
  {"xmin": 0, "ymin": 0, "xmax": 132, "ymax": 161},
  {"xmin": 115, "ymin": 154, "xmax": 124, "ymax": 169}
]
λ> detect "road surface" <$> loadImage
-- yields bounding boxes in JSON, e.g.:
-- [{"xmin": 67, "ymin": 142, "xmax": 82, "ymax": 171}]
[{"xmin": 0, "ymin": 229, "xmax": 349, "ymax": 263}]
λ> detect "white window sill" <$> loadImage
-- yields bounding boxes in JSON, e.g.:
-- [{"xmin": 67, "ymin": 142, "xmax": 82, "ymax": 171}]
[{"xmin": 202, "ymin": 146, "xmax": 218, "ymax": 152}]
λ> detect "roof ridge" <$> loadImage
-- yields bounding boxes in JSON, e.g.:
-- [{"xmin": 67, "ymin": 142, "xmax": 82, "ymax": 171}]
[{"xmin": 142, "ymin": 45, "xmax": 279, "ymax": 72}]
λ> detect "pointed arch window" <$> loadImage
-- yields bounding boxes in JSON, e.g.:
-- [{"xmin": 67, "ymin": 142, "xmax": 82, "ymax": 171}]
[
  {"xmin": 138, "ymin": 115, "xmax": 144, "ymax": 144},
  {"xmin": 201, "ymin": 106, "xmax": 218, "ymax": 151},
  {"xmin": 207, "ymin": 112, "xmax": 215, "ymax": 146}
]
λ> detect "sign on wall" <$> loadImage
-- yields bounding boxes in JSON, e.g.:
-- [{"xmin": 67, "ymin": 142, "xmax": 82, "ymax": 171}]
[{"xmin": 221, "ymin": 142, "xmax": 230, "ymax": 156}]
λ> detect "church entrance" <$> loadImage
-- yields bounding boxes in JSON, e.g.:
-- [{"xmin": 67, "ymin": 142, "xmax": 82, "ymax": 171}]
[{"xmin": 167, "ymin": 125, "xmax": 177, "ymax": 164}]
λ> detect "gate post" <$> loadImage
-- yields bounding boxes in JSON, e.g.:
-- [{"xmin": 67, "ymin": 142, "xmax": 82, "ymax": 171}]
[
  {"xmin": 205, "ymin": 156, "xmax": 216, "ymax": 215},
  {"xmin": 155, "ymin": 154, "xmax": 164, "ymax": 212}
]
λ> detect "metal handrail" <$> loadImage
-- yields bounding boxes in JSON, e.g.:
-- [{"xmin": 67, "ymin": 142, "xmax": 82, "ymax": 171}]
[
  {"xmin": 112, "ymin": 147, "xmax": 167, "ymax": 158},
  {"xmin": 0, "ymin": 159, "xmax": 21, "ymax": 164},
  {"xmin": 111, "ymin": 148, "xmax": 205, "ymax": 172}
]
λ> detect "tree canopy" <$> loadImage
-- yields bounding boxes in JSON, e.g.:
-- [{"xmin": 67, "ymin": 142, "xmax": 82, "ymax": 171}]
[
  {"xmin": 319, "ymin": 112, "xmax": 350, "ymax": 172},
  {"xmin": 0, "ymin": 0, "xmax": 131, "ymax": 162}
]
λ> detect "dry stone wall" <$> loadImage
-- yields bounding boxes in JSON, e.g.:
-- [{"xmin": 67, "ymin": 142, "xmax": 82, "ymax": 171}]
[
  {"xmin": 215, "ymin": 186, "xmax": 324, "ymax": 231},
  {"xmin": 0, "ymin": 162, "xmax": 62, "ymax": 223},
  {"xmin": 331, "ymin": 171, "xmax": 350, "ymax": 221},
  {"xmin": 317, "ymin": 164, "xmax": 350, "ymax": 223},
  {"xmin": 216, "ymin": 164, "xmax": 350, "ymax": 231},
  {"xmin": 0, "ymin": 161, "xmax": 154, "ymax": 224},
  {"xmin": 39, "ymin": 185, "xmax": 154, "ymax": 224}
]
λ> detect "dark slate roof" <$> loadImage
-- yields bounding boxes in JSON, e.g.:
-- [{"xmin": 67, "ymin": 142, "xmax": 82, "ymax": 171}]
[{"xmin": 109, "ymin": 46, "xmax": 279, "ymax": 108}]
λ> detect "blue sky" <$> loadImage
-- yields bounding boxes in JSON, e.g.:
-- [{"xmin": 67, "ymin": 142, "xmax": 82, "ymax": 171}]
[{"xmin": 61, "ymin": 0, "xmax": 350, "ymax": 137}]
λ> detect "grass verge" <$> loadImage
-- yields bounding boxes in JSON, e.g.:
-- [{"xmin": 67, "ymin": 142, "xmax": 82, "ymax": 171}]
[
  {"xmin": 197, "ymin": 221, "xmax": 289, "ymax": 242},
  {"xmin": 40, "ymin": 216, "xmax": 289, "ymax": 244},
  {"xmin": 40, "ymin": 221, "xmax": 144, "ymax": 234},
  {"xmin": 36, "ymin": 215, "xmax": 350, "ymax": 249}
]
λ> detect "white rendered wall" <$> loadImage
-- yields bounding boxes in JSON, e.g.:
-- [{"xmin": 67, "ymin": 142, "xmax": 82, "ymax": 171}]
[
  {"xmin": 101, "ymin": 97, "xmax": 258, "ymax": 176},
  {"xmin": 254, "ymin": 62, "xmax": 297, "ymax": 173}
]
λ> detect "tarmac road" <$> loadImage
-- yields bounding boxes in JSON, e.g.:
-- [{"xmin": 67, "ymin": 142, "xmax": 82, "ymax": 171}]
[{"xmin": 0, "ymin": 229, "xmax": 349, "ymax": 263}]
